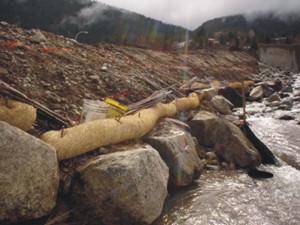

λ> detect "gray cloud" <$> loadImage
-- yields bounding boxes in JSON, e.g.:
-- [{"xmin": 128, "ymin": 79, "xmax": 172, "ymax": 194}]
[{"xmin": 98, "ymin": 0, "xmax": 300, "ymax": 29}]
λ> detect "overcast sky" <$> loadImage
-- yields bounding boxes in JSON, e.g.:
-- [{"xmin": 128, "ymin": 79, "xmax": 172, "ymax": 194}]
[{"xmin": 98, "ymin": 0, "xmax": 300, "ymax": 29}]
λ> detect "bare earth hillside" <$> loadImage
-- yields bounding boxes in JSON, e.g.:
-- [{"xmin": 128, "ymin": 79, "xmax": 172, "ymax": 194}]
[{"xmin": 0, "ymin": 23, "xmax": 258, "ymax": 122}]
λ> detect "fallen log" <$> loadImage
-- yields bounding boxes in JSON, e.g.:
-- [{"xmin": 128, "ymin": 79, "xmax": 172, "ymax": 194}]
[{"xmin": 41, "ymin": 93, "xmax": 200, "ymax": 160}]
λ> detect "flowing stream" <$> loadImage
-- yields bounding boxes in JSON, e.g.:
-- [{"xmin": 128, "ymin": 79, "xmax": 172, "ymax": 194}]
[{"xmin": 153, "ymin": 74, "xmax": 300, "ymax": 225}]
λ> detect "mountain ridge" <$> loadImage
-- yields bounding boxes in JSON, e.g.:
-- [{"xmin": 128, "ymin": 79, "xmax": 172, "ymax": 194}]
[
  {"xmin": 195, "ymin": 11, "xmax": 300, "ymax": 44},
  {"xmin": 0, "ymin": 0, "xmax": 190, "ymax": 49}
]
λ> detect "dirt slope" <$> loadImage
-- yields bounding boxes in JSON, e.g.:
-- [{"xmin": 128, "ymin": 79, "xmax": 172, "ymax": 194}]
[{"xmin": 0, "ymin": 23, "xmax": 258, "ymax": 122}]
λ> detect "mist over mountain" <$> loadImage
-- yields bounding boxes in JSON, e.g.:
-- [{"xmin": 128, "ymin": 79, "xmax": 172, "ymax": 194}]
[
  {"xmin": 0, "ymin": 0, "xmax": 189, "ymax": 49},
  {"xmin": 195, "ymin": 11, "xmax": 300, "ymax": 44},
  {"xmin": 1, "ymin": 0, "xmax": 300, "ymax": 50}
]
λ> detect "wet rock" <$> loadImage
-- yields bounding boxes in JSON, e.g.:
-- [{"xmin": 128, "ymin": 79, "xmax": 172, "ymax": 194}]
[
  {"xmin": 279, "ymin": 92, "xmax": 290, "ymax": 98},
  {"xmin": 247, "ymin": 168, "xmax": 273, "ymax": 179},
  {"xmin": 211, "ymin": 95, "xmax": 233, "ymax": 115},
  {"xmin": 279, "ymin": 115, "xmax": 295, "ymax": 120},
  {"xmin": 261, "ymin": 83, "xmax": 275, "ymax": 97},
  {"xmin": 188, "ymin": 111, "xmax": 261, "ymax": 168},
  {"xmin": 144, "ymin": 119, "xmax": 203, "ymax": 187},
  {"xmin": 267, "ymin": 93, "xmax": 281, "ymax": 103},
  {"xmin": 293, "ymin": 96, "xmax": 300, "ymax": 102},
  {"xmin": 250, "ymin": 84, "xmax": 274, "ymax": 100},
  {"xmin": 280, "ymin": 97, "xmax": 294, "ymax": 110},
  {"xmin": 266, "ymin": 79, "xmax": 283, "ymax": 91},
  {"xmin": 265, "ymin": 100, "xmax": 281, "ymax": 107},
  {"xmin": 218, "ymin": 86, "xmax": 243, "ymax": 107},
  {"xmin": 282, "ymin": 83, "xmax": 293, "ymax": 93},
  {"xmin": 72, "ymin": 145, "xmax": 168, "ymax": 225},
  {"xmin": 250, "ymin": 85, "xmax": 264, "ymax": 100},
  {"xmin": 0, "ymin": 122, "xmax": 59, "ymax": 223}
]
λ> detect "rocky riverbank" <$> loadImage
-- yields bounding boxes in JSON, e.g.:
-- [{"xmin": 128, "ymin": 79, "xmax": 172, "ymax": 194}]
[
  {"xmin": 1, "ymin": 23, "xmax": 298, "ymax": 225},
  {"xmin": 153, "ymin": 64, "xmax": 300, "ymax": 225},
  {"xmin": 3, "ymin": 62, "xmax": 297, "ymax": 224}
]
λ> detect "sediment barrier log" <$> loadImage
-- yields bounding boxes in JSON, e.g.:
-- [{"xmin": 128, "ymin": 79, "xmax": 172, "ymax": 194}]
[{"xmin": 41, "ymin": 93, "xmax": 199, "ymax": 160}]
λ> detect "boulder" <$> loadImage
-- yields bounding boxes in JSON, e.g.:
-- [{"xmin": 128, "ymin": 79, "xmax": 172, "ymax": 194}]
[
  {"xmin": 261, "ymin": 83, "xmax": 275, "ymax": 97},
  {"xmin": 280, "ymin": 97, "xmax": 294, "ymax": 110},
  {"xmin": 30, "ymin": 30, "xmax": 47, "ymax": 43},
  {"xmin": 250, "ymin": 84, "xmax": 274, "ymax": 100},
  {"xmin": 266, "ymin": 79, "xmax": 283, "ymax": 92},
  {"xmin": 267, "ymin": 93, "xmax": 281, "ymax": 103},
  {"xmin": 188, "ymin": 111, "xmax": 261, "ymax": 168},
  {"xmin": 250, "ymin": 85, "xmax": 264, "ymax": 100},
  {"xmin": 200, "ymin": 88, "xmax": 218, "ymax": 101},
  {"xmin": 211, "ymin": 95, "xmax": 233, "ymax": 115},
  {"xmin": 282, "ymin": 83, "xmax": 293, "ymax": 93},
  {"xmin": 0, "ymin": 122, "xmax": 59, "ymax": 223},
  {"xmin": 279, "ymin": 114, "xmax": 295, "ymax": 120},
  {"xmin": 279, "ymin": 92, "xmax": 290, "ymax": 98},
  {"xmin": 265, "ymin": 101, "xmax": 281, "ymax": 107},
  {"xmin": 218, "ymin": 87, "xmax": 243, "ymax": 107},
  {"xmin": 294, "ymin": 96, "xmax": 300, "ymax": 102},
  {"xmin": 72, "ymin": 145, "xmax": 169, "ymax": 225},
  {"xmin": 144, "ymin": 119, "xmax": 203, "ymax": 187}
]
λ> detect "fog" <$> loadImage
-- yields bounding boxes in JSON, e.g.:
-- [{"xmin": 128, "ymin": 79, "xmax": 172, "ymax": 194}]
[{"xmin": 98, "ymin": 0, "xmax": 300, "ymax": 29}]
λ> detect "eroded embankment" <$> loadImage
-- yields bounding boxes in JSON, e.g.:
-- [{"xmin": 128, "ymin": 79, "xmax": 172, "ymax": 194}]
[{"xmin": 0, "ymin": 23, "xmax": 257, "ymax": 121}]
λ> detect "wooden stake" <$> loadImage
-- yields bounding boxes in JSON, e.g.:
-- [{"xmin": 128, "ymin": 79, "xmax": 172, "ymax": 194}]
[{"xmin": 241, "ymin": 79, "xmax": 247, "ymax": 126}]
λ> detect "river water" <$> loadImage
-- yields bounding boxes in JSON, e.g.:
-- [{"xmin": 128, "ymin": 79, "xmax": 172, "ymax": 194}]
[{"xmin": 154, "ymin": 74, "xmax": 300, "ymax": 225}]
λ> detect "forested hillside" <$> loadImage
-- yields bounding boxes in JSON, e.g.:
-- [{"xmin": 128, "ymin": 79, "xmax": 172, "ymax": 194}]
[
  {"xmin": 193, "ymin": 12, "xmax": 300, "ymax": 48},
  {"xmin": 0, "ymin": 0, "xmax": 189, "ymax": 49}
]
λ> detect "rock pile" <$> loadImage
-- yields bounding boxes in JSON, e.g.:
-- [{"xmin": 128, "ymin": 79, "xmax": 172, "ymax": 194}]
[
  {"xmin": 246, "ymin": 62, "xmax": 300, "ymax": 122},
  {"xmin": 0, "ymin": 23, "xmax": 284, "ymax": 225},
  {"xmin": 0, "ymin": 23, "xmax": 258, "ymax": 123}
]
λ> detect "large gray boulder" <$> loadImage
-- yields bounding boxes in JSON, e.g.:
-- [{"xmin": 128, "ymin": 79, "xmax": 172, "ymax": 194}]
[
  {"xmin": 0, "ymin": 122, "xmax": 59, "ymax": 223},
  {"xmin": 72, "ymin": 145, "xmax": 169, "ymax": 225},
  {"xmin": 144, "ymin": 119, "xmax": 203, "ymax": 187},
  {"xmin": 188, "ymin": 111, "xmax": 261, "ymax": 168}
]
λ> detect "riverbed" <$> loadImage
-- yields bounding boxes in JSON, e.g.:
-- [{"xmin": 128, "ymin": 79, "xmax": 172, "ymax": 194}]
[{"xmin": 153, "ymin": 74, "xmax": 300, "ymax": 225}]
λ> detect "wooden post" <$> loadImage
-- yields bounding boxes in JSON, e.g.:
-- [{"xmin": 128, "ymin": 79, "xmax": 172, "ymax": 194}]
[{"xmin": 241, "ymin": 79, "xmax": 247, "ymax": 126}]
